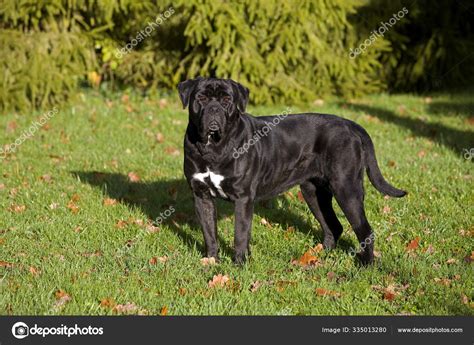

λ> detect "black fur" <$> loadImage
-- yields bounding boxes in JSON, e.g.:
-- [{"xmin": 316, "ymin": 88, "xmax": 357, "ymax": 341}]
[{"xmin": 178, "ymin": 77, "xmax": 406, "ymax": 265}]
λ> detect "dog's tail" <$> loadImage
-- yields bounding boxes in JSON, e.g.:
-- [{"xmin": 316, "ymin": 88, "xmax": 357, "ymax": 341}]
[{"xmin": 356, "ymin": 126, "xmax": 407, "ymax": 198}]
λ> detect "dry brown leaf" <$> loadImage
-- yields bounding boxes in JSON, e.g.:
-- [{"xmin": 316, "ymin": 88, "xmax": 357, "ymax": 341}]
[
  {"xmin": 0, "ymin": 261, "xmax": 13, "ymax": 268},
  {"xmin": 292, "ymin": 244, "xmax": 324, "ymax": 267},
  {"xmin": 67, "ymin": 201, "xmax": 79, "ymax": 214},
  {"xmin": 9, "ymin": 204, "xmax": 26, "ymax": 213},
  {"xmin": 200, "ymin": 257, "xmax": 217, "ymax": 266},
  {"xmin": 250, "ymin": 280, "xmax": 263, "ymax": 292},
  {"xmin": 417, "ymin": 150, "xmax": 426, "ymax": 158},
  {"xmin": 383, "ymin": 205, "xmax": 391, "ymax": 214},
  {"xmin": 115, "ymin": 220, "xmax": 128, "ymax": 229},
  {"xmin": 297, "ymin": 191, "xmax": 305, "ymax": 202},
  {"xmin": 446, "ymin": 258, "xmax": 458, "ymax": 265},
  {"xmin": 165, "ymin": 147, "xmax": 180, "ymax": 156},
  {"xmin": 208, "ymin": 274, "xmax": 230, "ymax": 288},
  {"xmin": 156, "ymin": 133, "xmax": 164, "ymax": 143},
  {"xmin": 260, "ymin": 218, "xmax": 270, "ymax": 227},
  {"xmin": 40, "ymin": 174, "xmax": 53, "ymax": 183},
  {"xmin": 100, "ymin": 298, "xmax": 116, "ymax": 309},
  {"xmin": 103, "ymin": 198, "xmax": 118, "ymax": 206},
  {"xmin": 149, "ymin": 257, "xmax": 157, "ymax": 265},
  {"xmin": 160, "ymin": 306, "xmax": 168, "ymax": 316},
  {"xmin": 29, "ymin": 266, "xmax": 40, "ymax": 276},
  {"xmin": 128, "ymin": 172, "xmax": 140, "ymax": 182},
  {"xmin": 53, "ymin": 289, "xmax": 71, "ymax": 309},
  {"xmin": 316, "ymin": 288, "xmax": 341, "ymax": 298},
  {"xmin": 406, "ymin": 237, "xmax": 420, "ymax": 251},
  {"xmin": 113, "ymin": 302, "xmax": 140, "ymax": 315}
]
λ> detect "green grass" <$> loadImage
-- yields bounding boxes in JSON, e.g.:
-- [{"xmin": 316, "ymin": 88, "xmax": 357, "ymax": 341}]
[{"xmin": 1, "ymin": 90, "xmax": 473, "ymax": 315}]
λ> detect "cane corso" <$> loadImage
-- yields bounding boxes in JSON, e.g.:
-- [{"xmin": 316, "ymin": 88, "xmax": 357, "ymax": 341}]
[{"xmin": 178, "ymin": 77, "xmax": 406, "ymax": 265}]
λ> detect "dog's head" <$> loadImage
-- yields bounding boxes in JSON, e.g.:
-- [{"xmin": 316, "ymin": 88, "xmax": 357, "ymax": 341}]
[{"xmin": 177, "ymin": 77, "xmax": 249, "ymax": 145}]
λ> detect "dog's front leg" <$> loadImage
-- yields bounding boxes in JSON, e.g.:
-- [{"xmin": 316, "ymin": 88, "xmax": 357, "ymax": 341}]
[
  {"xmin": 194, "ymin": 193, "xmax": 218, "ymax": 259},
  {"xmin": 233, "ymin": 197, "xmax": 254, "ymax": 264}
]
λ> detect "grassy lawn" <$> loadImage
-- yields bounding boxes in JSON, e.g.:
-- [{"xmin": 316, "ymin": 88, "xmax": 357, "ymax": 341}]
[{"xmin": 0, "ymin": 90, "xmax": 473, "ymax": 315}]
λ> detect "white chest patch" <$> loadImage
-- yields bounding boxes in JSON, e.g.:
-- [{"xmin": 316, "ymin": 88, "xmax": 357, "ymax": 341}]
[{"xmin": 193, "ymin": 168, "xmax": 227, "ymax": 198}]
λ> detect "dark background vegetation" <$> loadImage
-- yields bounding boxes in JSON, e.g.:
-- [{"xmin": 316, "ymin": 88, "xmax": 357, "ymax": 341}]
[{"xmin": 1, "ymin": 0, "xmax": 473, "ymax": 111}]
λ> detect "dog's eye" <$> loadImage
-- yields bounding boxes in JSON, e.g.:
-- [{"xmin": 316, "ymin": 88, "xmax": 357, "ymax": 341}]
[
  {"xmin": 197, "ymin": 94, "xmax": 208, "ymax": 103},
  {"xmin": 221, "ymin": 96, "xmax": 231, "ymax": 104}
]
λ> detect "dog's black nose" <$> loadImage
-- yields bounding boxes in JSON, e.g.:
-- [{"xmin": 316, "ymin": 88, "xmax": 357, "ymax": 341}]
[{"xmin": 208, "ymin": 121, "xmax": 219, "ymax": 131}]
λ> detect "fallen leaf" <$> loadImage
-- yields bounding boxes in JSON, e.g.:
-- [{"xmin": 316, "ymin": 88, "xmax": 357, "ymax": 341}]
[
  {"xmin": 128, "ymin": 172, "xmax": 140, "ymax": 182},
  {"xmin": 383, "ymin": 205, "xmax": 391, "ymax": 214},
  {"xmin": 0, "ymin": 261, "xmax": 13, "ymax": 268},
  {"xmin": 424, "ymin": 244, "xmax": 435, "ymax": 254},
  {"xmin": 165, "ymin": 147, "xmax": 180, "ymax": 156},
  {"xmin": 434, "ymin": 277, "xmax": 451, "ymax": 286},
  {"xmin": 70, "ymin": 194, "xmax": 80, "ymax": 202},
  {"xmin": 406, "ymin": 237, "xmax": 420, "ymax": 251},
  {"xmin": 297, "ymin": 191, "xmax": 305, "ymax": 202},
  {"xmin": 461, "ymin": 294, "xmax": 469, "ymax": 305},
  {"xmin": 115, "ymin": 220, "xmax": 128, "ymax": 229},
  {"xmin": 53, "ymin": 289, "xmax": 71, "ymax": 309},
  {"xmin": 260, "ymin": 218, "xmax": 271, "ymax": 227},
  {"xmin": 160, "ymin": 306, "xmax": 168, "ymax": 316},
  {"xmin": 250, "ymin": 280, "xmax": 263, "ymax": 292},
  {"xmin": 446, "ymin": 258, "xmax": 458, "ymax": 265},
  {"xmin": 103, "ymin": 198, "xmax": 118, "ymax": 206},
  {"xmin": 67, "ymin": 201, "xmax": 79, "ymax": 214},
  {"xmin": 417, "ymin": 150, "xmax": 426, "ymax": 158},
  {"xmin": 49, "ymin": 202, "xmax": 59, "ymax": 210},
  {"xmin": 208, "ymin": 274, "xmax": 230, "ymax": 288},
  {"xmin": 292, "ymin": 244, "xmax": 324, "ymax": 267},
  {"xmin": 8, "ymin": 204, "xmax": 26, "ymax": 213},
  {"xmin": 29, "ymin": 266, "xmax": 40, "ymax": 276},
  {"xmin": 146, "ymin": 223, "xmax": 160, "ymax": 233},
  {"xmin": 40, "ymin": 174, "xmax": 52, "ymax": 183},
  {"xmin": 316, "ymin": 288, "xmax": 341, "ymax": 297},
  {"xmin": 383, "ymin": 289, "xmax": 397, "ymax": 301},
  {"xmin": 159, "ymin": 99, "xmax": 168, "ymax": 109},
  {"xmin": 156, "ymin": 133, "xmax": 164, "ymax": 143},
  {"xmin": 113, "ymin": 302, "xmax": 139, "ymax": 315},
  {"xmin": 100, "ymin": 298, "xmax": 116, "ymax": 309},
  {"xmin": 157, "ymin": 256, "xmax": 168, "ymax": 264},
  {"xmin": 149, "ymin": 257, "xmax": 157, "ymax": 265},
  {"xmin": 200, "ymin": 257, "xmax": 217, "ymax": 266}
]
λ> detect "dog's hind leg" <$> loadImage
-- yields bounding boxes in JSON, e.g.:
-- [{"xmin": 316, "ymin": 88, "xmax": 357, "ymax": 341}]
[
  {"xmin": 331, "ymin": 178, "xmax": 374, "ymax": 265},
  {"xmin": 300, "ymin": 181, "xmax": 343, "ymax": 249}
]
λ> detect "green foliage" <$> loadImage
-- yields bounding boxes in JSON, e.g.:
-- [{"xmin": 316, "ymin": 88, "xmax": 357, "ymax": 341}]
[
  {"xmin": 1, "ymin": 0, "xmax": 473, "ymax": 111},
  {"xmin": 0, "ymin": 29, "xmax": 95, "ymax": 111},
  {"xmin": 353, "ymin": 0, "xmax": 474, "ymax": 92}
]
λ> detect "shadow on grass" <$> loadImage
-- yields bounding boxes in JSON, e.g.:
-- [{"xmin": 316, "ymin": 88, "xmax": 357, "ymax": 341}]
[
  {"xmin": 72, "ymin": 171, "xmax": 355, "ymax": 258},
  {"xmin": 344, "ymin": 103, "xmax": 473, "ymax": 156}
]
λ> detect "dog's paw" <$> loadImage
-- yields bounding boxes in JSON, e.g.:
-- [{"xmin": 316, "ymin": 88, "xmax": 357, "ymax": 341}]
[
  {"xmin": 233, "ymin": 252, "xmax": 248, "ymax": 265},
  {"xmin": 356, "ymin": 251, "xmax": 374, "ymax": 266}
]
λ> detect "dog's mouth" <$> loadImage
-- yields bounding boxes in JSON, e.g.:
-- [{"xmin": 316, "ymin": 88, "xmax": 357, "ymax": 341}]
[
  {"xmin": 206, "ymin": 129, "xmax": 221, "ymax": 144},
  {"xmin": 205, "ymin": 123, "xmax": 222, "ymax": 144}
]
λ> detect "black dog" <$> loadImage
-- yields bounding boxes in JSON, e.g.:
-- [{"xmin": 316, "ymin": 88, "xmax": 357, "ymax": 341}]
[{"xmin": 178, "ymin": 77, "xmax": 406, "ymax": 265}]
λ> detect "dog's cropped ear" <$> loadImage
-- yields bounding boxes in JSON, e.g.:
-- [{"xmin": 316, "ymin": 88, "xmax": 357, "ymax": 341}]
[
  {"xmin": 231, "ymin": 80, "xmax": 250, "ymax": 113},
  {"xmin": 177, "ymin": 77, "xmax": 202, "ymax": 109}
]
